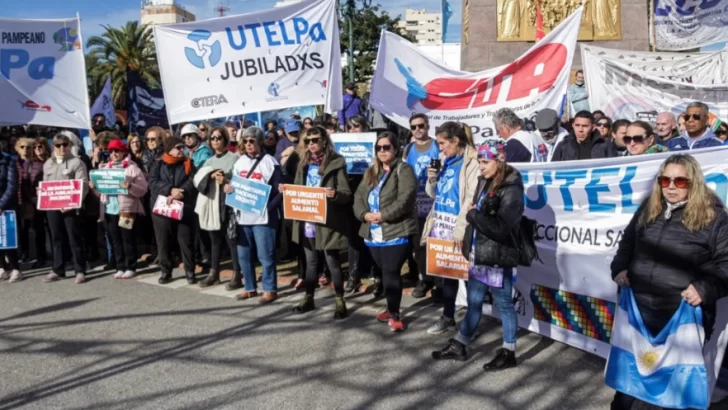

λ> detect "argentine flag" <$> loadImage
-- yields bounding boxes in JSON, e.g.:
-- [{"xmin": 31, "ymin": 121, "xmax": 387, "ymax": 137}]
[{"xmin": 605, "ymin": 287, "xmax": 709, "ymax": 409}]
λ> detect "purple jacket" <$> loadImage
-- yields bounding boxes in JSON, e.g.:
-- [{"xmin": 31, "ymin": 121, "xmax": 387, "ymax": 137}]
[
  {"xmin": 17, "ymin": 157, "xmax": 44, "ymax": 205},
  {"xmin": 338, "ymin": 92, "xmax": 362, "ymax": 126}
]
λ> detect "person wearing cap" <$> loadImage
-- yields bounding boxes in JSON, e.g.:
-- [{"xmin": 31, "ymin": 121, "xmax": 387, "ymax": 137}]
[
  {"xmin": 149, "ymin": 136, "xmax": 198, "ymax": 284},
  {"xmin": 432, "ymin": 139, "xmax": 523, "ymax": 371},
  {"xmin": 89, "ymin": 138, "xmax": 148, "ymax": 279},
  {"xmin": 339, "ymin": 82, "xmax": 362, "ymax": 131},
  {"xmin": 42, "ymin": 132, "xmax": 90, "ymax": 284},
  {"xmin": 535, "ymin": 108, "xmax": 570, "ymax": 162},
  {"xmin": 181, "ymin": 123, "xmax": 213, "ymax": 267},
  {"xmin": 275, "ymin": 119, "xmax": 301, "ymax": 169}
]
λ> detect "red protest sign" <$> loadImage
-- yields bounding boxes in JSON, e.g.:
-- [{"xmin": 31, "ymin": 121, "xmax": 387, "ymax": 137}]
[{"xmin": 37, "ymin": 180, "xmax": 83, "ymax": 211}]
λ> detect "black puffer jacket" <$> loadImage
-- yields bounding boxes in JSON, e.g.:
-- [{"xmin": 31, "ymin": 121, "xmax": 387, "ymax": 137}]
[
  {"xmin": 611, "ymin": 198, "xmax": 728, "ymax": 313},
  {"xmin": 462, "ymin": 166, "xmax": 524, "ymax": 268},
  {"xmin": 551, "ymin": 130, "xmax": 617, "ymax": 161},
  {"xmin": 148, "ymin": 158, "xmax": 197, "ymax": 213}
]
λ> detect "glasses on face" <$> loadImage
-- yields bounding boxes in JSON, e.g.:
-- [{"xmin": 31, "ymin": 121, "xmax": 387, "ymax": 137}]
[
  {"xmin": 410, "ymin": 123, "xmax": 426, "ymax": 131},
  {"xmin": 597, "ymin": 122, "xmax": 609, "ymax": 127},
  {"xmin": 173, "ymin": 145, "xmax": 184, "ymax": 151},
  {"xmin": 54, "ymin": 143, "xmax": 69, "ymax": 148},
  {"xmin": 683, "ymin": 113, "xmax": 702, "ymax": 121},
  {"xmin": 34, "ymin": 145, "xmax": 44, "ymax": 150},
  {"xmin": 19, "ymin": 146, "xmax": 29, "ymax": 149},
  {"xmin": 657, "ymin": 176, "xmax": 690, "ymax": 189},
  {"xmin": 243, "ymin": 138, "xmax": 257, "ymax": 145},
  {"xmin": 375, "ymin": 144, "xmax": 392, "ymax": 152},
  {"xmin": 210, "ymin": 135, "xmax": 225, "ymax": 141},
  {"xmin": 109, "ymin": 149, "xmax": 123, "ymax": 154},
  {"xmin": 623, "ymin": 135, "xmax": 645, "ymax": 144},
  {"xmin": 305, "ymin": 137, "xmax": 320, "ymax": 145},
  {"xmin": 199, "ymin": 128, "xmax": 207, "ymax": 132},
  {"xmin": 347, "ymin": 124, "xmax": 361, "ymax": 130}
]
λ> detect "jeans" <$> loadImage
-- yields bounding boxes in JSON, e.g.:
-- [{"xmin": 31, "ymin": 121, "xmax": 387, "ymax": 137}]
[
  {"xmin": 369, "ymin": 243, "xmax": 410, "ymax": 314},
  {"xmin": 47, "ymin": 210, "xmax": 86, "ymax": 276},
  {"xmin": 302, "ymin": 238, "xmax": 344, "ymax": 297},
  {"xmin": 455, "ymin": 269, "xmax": 517, "ymax": 350},
  {"xmin": 152, "ymin": 213, "xmax": 194, "ymax": 275},
  {"xmin": 105, "ymin": 214, "xmax": 138, "ymax": 272},
  {"xmin": 237, "ymin": 224, "xmax": 277, "ymax": 292}
]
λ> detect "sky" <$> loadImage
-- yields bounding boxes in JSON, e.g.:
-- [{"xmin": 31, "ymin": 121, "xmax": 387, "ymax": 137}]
[{"xmin": 4, "ymin": 0, "xmax": 463, "ymax": 45}]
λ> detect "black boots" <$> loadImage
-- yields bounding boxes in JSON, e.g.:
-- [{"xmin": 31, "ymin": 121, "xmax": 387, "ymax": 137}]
[
  {"xmin": 482, "ymin": 348, "xmax": 517, "ymax": 371},
  {"xmin": 185, "ymin": 271, "xmax": 197, "ymax": 285},
  {"xmin": 226, "ymin": 271, "xmax": 243, "ymax": 291},
  {"xmin": 199, "ymin": 270, "xmax": 220, "ymax": 288},
  {"xmin": 333, "ymin": 296, "xmax": 348, "ymax": 320},
  {"xmin": 432, "ymin": 339, "xmax": 468, "ymax": 361},
  {"xmin": 158, "ymin": 272, "xmax": 172, "ymax": 284},
  {"xmin": 293, "ymin": 295, "xmax": 315, "ymax": 314}
]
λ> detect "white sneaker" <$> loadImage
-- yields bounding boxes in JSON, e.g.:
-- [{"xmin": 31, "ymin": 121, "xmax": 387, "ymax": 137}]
[
  {"xmin": 121, "ymin": 270, "xmax": 135, "ymax": 279},
  {"xmin": 113, "ymin": 270, "xmax": 124, "ymax": 279},
  {"xmin": 8, "ymin": 270, "xmax": 22, "ymax": 283},
  {"xmin": 0, "ymin": 269, "xmax": 8, "ymax": 280}
]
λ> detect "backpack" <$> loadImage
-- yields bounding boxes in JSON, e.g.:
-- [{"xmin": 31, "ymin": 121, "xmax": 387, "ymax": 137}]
[{"xmin": 511, "ymin": 216, "xmax": 542, "ymax": 267}]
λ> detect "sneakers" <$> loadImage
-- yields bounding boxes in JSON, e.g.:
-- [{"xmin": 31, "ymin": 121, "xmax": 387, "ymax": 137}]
[
  {"xmin": 75, "ymin": 273, "xmax": 86, "ymax": 284},
  {"xmin": 376, "ymin": 310, "xmax": 391, "ymax": 323},
  {"xmin": 8, "ymin": 270, "xmax": 22, "ymax": 283},
  {"xmin": 113, "ymin": 270, "xmax": 125, "ymax": 279},
  {"xmin": 388, "ymin": 315, "xmax": 405, "ymax": 332},
  {"xmin": 344, "ymin": 277, "xmax": 361, "ymax": 293},
  {"xmin": 259, "ymin": 292, "xmax": 277, "ymax": 305},
  {"xmin": 333, "ymin": 296, "xmax": 348, "ymax": 320},
  {"xmin": 122, "ymin": 270, "xmax": 135, "ymax": 279},
  {"xmin": 411, "ymin": 281, "xmax": 432, "ymax": 299},
  {"xmin": 293, "ymin": 295, "xmax": 315, "ymax": 314},
  {"xmin": 432, "ymin": 339, "xmax": 467, "ymax": 361},
  {"xmin": 427, "ymin": 316, "xmax": 457, "ymax": 335},
  {"xmin": 0, "ymin": 269, "xmax": 8, "ymax": 280},
  {"xmin": 44, "ymin": 272, "xmax": 62, "ymax": 283},
  {"xmin": 482, "ymin": 348, "xmax": 517, "ymax": 371}
]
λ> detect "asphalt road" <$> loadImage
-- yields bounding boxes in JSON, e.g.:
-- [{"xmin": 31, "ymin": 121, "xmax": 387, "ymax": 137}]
[{"xmin": 0, "ymin": 264, "xmax": 664, "ymax": 410}]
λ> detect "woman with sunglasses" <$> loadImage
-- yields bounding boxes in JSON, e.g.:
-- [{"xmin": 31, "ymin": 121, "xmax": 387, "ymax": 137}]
[
  {"xmin": 595, "ymin": 117, "xmax": 612, "ymax": 139},
  {"xmin": 149, "ymin": 136, "xmax": 198, "ymax": 284},
  {"xmin": 227, "ymin": 127, "xmax": 282, "ymax": 303},
  {"xmin": 353, "ymin": 132, "xmax": 417, "ymax": 331},
  {"xmin": 608, "ymin": 153, "xmax": 728, "ymax": 409},
  {"xmin": 196, "ymin": 127, "xmax": 243, "ymax": 290},
  {"xmin": 15, "ymin": 138, "xmax": 47, "ymax": 270},
  {"xmin": 42, "ymin": 133, "xmax": 89, "ymax": 284},
  {"xmin": 89, "ymin": 139, "xmax": 148, "ymax": 279},
  {"xmin": 623, "ymin": 121, "xmax": 668, "ymax": 156},
  {"xmin": 284, "ymin": 126, "xmax": 352, "ymax": 319}
]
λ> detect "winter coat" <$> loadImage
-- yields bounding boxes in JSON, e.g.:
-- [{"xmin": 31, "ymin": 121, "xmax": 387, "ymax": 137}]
[
  {"xmin": 139, "ymin": 148, "xmax": 163, "ymax": 174},
  {"xmin": 185, "ymin": 142, "xmax": 213, "ymax": 169},
  {"xmin": 353, "ymin": 158, "xmax": 418, "ymax": 241},
  {"xmin": 94, "ymin": 156, "xmax": 148, "ymax": 219},
  {"xmin": 193, "ymin": 166, "xmax": 222, "ymax": 231},
  {"xmin": 611, "ymin": 198, "xmax": 728, "ymax": 314},
  {"xmin": 16, "ymin": 157, "xmax": 44, "ymax": 206},
  {"xmin": 291, "ymin": 153, "xmax": 351, "ymax": 251},
  {"xmin": 148, "ymin": 158, "xmax": 197, "ymax": 214},
  {"xmin": 666, "ymin": 127, "xmax": 724, "ymax": 151},
  {"xmin": 551, "ymin": 130, "xmax": 617, "ymax": 161},
  {"xmin": 43, "ymin": 153, "xmax": 89, "ymax": 201},
  {"xmin": 0, "ymin": 153, "xmax": 18, "ymax": 211},
  {"xmin": 462, "ymin": 167, "xmax": 524, "ymax": 268},
  {"xmin": 567, "ymin": 83, "xmax": 589, "ymax": 112}
]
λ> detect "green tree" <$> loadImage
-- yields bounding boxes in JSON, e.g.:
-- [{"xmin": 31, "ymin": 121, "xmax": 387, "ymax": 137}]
[
  {"xmin": 86, "ymin": 21, "xmax": 159, "ymax": 110},
  {"xmin": 339, "ymin": 2, "xmax": 414, "ymax": 84}
]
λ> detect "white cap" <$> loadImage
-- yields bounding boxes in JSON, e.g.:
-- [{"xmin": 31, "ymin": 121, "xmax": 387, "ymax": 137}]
[{"xmin": 181, "ymin": 123, "xmax": 200, "ymax": 136}]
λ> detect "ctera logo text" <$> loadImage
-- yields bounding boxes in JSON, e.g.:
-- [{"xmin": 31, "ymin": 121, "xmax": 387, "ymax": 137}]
[{"xmin": 184, "ymin": 30, "xmax": 222, "ymax": 69}]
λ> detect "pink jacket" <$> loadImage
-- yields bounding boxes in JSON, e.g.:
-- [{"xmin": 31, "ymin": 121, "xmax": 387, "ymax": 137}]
[{"xmin": 93, "ymin": 156, "xmax": 148, "ymax": 220}]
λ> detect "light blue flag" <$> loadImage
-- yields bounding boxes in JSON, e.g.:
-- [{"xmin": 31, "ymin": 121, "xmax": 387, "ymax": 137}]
[
  {"xmin": 90, "ymin": 76, "xmax": 115, "ymax": 128},
  {"xmin": 442, "ymin": 0, "xmax": 454, "ymax": 43},
  {"xmin": 605, "ymin": 287, "xmax": 709, "ymax": 409}
]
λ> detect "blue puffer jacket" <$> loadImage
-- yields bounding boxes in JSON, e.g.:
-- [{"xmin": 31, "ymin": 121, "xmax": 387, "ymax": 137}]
[
  {"xmin": 185, "ymin": 142, "xmax": 213, "ymax": 169},
  {"xmin": 666, "ymin": 127, "xmax": 724, "ymax": 151}
]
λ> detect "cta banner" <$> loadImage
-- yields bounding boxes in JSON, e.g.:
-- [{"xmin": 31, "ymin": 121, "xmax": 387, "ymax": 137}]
[
  {"xmin": 37, "ymin": 180, "xmax": 83, "ymax": 210},
  {"xmin": 453, "ymin": 147, "xmax": 728, "ymax": 360},
  {"xmin": 282, "ymin": 185, "xmax": 327, "ymax": 223},
  {"xmin": 90, "ymin": 169, "xmax": 127, "ymax": 195},
  {"xmin": 154, "ymin": 0, "xmax": 342, "ymax": 125},
  {"xmin": 582, "ymin": 45, "xmax": 728, "ymax": 123},
  {"xmin": 0, "ymin": 17, "xmax": 90, "ymax": 128},
  {"xmin": 370, "ymin": 7, "xmax": 582, "ymax": 144},
  {"xmin": 226, "ymin": 176, "xmax": 271, "ymax": 216},
  {"xmin": 331, "ymin": 132, "xmax": 376, "ymax": 175},
  {"xmin": 0, "ymin": 211, "xmax": 18, "ymax": 249},
  {"xmin": 654, "ymin": 0, "xmax": 728, "ymax": 51}
]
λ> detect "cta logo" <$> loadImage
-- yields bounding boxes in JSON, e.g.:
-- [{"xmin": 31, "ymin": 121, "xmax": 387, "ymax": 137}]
[
  {"xmin": 184, "ymin": 29, "xmax": 222, "ymax": 69},
  {"xmin": 19, "ymin": 100, "xmax": 51, "ymax": 112},
  {"xmin": 191, "ymin": 94, "xmax": 228, "ymax": 108}
]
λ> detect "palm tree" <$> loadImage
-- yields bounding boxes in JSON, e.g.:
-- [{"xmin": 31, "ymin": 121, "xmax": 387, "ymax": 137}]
[{"xmin": 86, "ymin": 21, "xmax": 159, "ymax": 110}]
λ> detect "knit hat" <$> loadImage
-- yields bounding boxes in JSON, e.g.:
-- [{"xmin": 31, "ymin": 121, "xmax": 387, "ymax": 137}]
[
  {"xmin": 478, "ymin": 139, "xmax": 506, "ymax": 161},
  {"xmin": 107, "ymin": 139, "xmax": 127, "ymax": 153},
  {"xmin": 164, "ymin": 136, "xmax": 184, "ymax": 154}
]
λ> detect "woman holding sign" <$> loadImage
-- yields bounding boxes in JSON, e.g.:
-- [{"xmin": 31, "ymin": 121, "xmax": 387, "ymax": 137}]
[
  {"xmin": 353, "ymin": 132, "xmax": 418, "ymax": 331},
  {"xmin": 284, "ymin": 126, "xmax": 352, "ymax": 319},
  {"xmin": 89, "ymin": 139, "xmax": 148, "ymax": 280}
]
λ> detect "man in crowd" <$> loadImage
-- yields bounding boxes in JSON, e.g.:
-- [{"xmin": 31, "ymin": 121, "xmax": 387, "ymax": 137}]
[
  {"xmin": 339, "ymin": 82, "xmax": 362, "ymax": 131},
  {"xmin": 275, "ymin": 119, "xmax": 301, "ymax": 173},
  {"xmin": 552, "ymin": 111, "xmax": 617, "ymax": 161},
  {"xmin": 535, "ymin": 108, "xmax": 569, "ymax": 162},
  {"xmin": 493, "ymin": 108, "xmax": 548, "ymax": 162},
  {"xmin": 568, "ymin": 70, "xmax": 589, "ymax": 113},
  {"xmin": 666, "ymin": 102, "xmax": 723, "ymax": 151},
  {"xmin": 655, "ymin": 112, "xmax": 680, "ymax": 144}
]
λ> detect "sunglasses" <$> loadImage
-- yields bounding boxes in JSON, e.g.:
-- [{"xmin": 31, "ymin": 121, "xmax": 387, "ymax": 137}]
[
  {"xmin": 183, "ymin": 133, "xmax": 197, "ymax": 138},
  {"xmin": 54, "ymin": 143, "xmax": 69, "ymax": 148},
  {"xmin": 410, "ymin": 123, "xmax": 426, "ymax": 131},
  {"xmin": 657, "ymin": 176, "xmax": 690, "ymax": 189},
  {"xmin": 210, "ymin": 135, "xmax": 225, "ymax": 141},
  {"xmin": 243, "ymin": 138, "xmax": 257, "ymax": 145},
  {"xmin": 683, "ymin": 113, "xmax": 702, "ymax": 121},
  {"xmin": 623, "ymin": 135, "xmax": 645, "ymax": 144},
  {"xmin": 597, "ymin": 122, "xmax": 609, "ymax": 127},
  {"xmin": 109, "ymin": 149, "xmax": 123, "ymax": 154},
  {"xmin": 375, "ymin": 144, "xmax": 392, "ymax": 152},
  {"xmin": 304, "ymin": 137, "xmax": 320, "ymax": 145},
  {"xmin": 173, "ymin": 145, "xmax": 184, "ymax": 151},
  {"xmin": 19, "ymin": 146, "xmax": 28, "ymax": 149},
  {"xmin": 199, "ymin": 128, "xmax": 207, "ymax": 132}
]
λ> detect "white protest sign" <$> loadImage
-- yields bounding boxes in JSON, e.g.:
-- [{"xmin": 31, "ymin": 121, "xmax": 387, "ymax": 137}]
[{"xmin": 154, "ymin": 0, "xmax": 342, "ymax": 125}]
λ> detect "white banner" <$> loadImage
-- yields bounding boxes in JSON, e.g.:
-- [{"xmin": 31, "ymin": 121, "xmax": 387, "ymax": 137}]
[
  {"xmin": 582, "ymin": 44, "xmax": 728, "ymax": 123},
  {"xmin": 154, "ymin": 0, "xmax": 342, "ymax": 125},
  {"xmin": 370, "ymin": 7, "xmax": 583, "ymax": 144},
  {"xmin": 654, "ymin": 0, "xmax": 728, "ymax": 51},
  {"xmin": 0, "ymin": 17, "xmax": 90, "ymax": 128},
  {"xmin": 582, "ymin": 44, "xmax": 728, "ymax": 84},
  {"xmin": 456, "ymin": 147, "xmax": 728, "ymax": 360},
  {"xmin": 90, "ymin": 76, "xmax": 115, "ymax": 128}
]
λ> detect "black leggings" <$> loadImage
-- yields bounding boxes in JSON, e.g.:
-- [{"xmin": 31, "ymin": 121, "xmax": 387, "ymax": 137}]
[
  {"xmin": 208, "ymin": 228, "xmax": 240, "ymax": 273},
  {"xmin": 152, "ymin": 214, "xmax": 194, "ymax": 275},
  {"xmin": 369, "ymin": 243, "xmax": 410, "ymax": 314},
  {"xmin": 302, "ymin": 238, "xmax": 344, "ymax": 297},
  {"xmin": 19, "ymin": 211, "xmax": 47, "ymax": 261},
  {"xmin": 105, "ymin": 214, "xmax": 138, "ymax": 272},
  {"xmin": 47, "ymin": 210, "xmax": 85, "ymax": 276}
]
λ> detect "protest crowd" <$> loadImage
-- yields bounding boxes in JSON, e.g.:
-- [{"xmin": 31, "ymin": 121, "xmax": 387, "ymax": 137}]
[{"xmin": 5, "ymin": 1, "xmax": 728, "ymax": 409}]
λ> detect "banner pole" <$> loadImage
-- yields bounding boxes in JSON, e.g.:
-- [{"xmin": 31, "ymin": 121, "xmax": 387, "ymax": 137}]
[{"xmin": 649, "ymin": 0, "xmax": 656, "ymax": 51}]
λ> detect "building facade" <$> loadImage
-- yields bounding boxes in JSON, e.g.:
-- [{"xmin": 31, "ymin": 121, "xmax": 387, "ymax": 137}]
[
  {"xmin": 141, "ymin": 0, "xmax": 196, "ymax": 26},
  {"xmin": 397, "ymin": 8, "xmax": 443, "ymax": 46}
]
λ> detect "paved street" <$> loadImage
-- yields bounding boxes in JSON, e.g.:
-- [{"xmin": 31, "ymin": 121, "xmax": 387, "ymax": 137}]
[{"xmin": 0, "ymin": 263, "xmax": 628, "ymax": 410}]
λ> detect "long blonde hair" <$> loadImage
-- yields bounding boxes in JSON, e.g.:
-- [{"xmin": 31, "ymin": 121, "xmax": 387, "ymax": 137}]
[
  {"xmin": 363, "ymin": 132, "xmax": 400, "ymax": 188},
  {"xmin": 639, "ymin": 154, "xmax": 718, "ymax": 232}
]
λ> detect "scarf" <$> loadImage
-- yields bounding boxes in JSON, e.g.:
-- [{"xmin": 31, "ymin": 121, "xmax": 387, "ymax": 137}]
[
  {"xmin": 105, "ymin": 155, "xmax": 130, "ymax": 169},
  {"xmin": 162, "ymin": 153, "xmax": 192, "ymax": 175},
  {"xmin": 664, "ymin": 200, "xmax": 687, "ymax": 220},
  {"xmin": 309, "ymin": 152, "xmax": 325, "ymax": 166}
]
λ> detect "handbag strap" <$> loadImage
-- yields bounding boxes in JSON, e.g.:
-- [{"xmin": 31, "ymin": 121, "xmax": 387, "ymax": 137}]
[{"xmin": 245, "ymin": 156, "xmax": 264, "ymax": 179}]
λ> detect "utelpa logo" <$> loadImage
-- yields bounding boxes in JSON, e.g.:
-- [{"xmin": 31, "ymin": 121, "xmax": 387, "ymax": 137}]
[{"xmin": 184, "ymin": 30, "xmax": 222, "ymax": 69}]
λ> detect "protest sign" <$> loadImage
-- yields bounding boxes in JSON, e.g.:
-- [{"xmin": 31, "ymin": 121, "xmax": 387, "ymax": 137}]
[
  {"xmin": 425, "ymin": 237, "xmax": 468, "ymax": 280},
  {"xmin": 0, "ymin": 211, "xmax": 18, "ymax": 249},
  {"xmin": 226, "ymin": 176, "xmax": 271, "ymax": 216},
  {"xmin": 37, "ymin": 180, "xmax": 83, "ymax": 210},
  {"xmin": 331, "ymin": 132, "xmax": 376, "ymax": 174},
  {"xmin": 152, "ymin": 195, "xmax": 184, "ymax": 220},
  {"xmin": 369, "ymin": 7, "xmax": 582, "ymax": 144},
  {"xmin": 154, "ymin": 0, "xmax": 342, "ymax": 125},
  {"xmin": 0, "ymin": 17, "xmax": 90, "ymax": 129},
  {"xmin": 90, "ymin": 169, "xmax": 128, "ymax": 195},
  {"xmin": 282, "ymin": 185, "xmax": 327, "ymax": 223},
  {"xmin": 654, "ymin": 0, "xmax": 728, "ymax": 50}
]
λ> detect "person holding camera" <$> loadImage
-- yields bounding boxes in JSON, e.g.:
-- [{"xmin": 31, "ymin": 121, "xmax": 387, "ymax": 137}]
[
  {"xmin": 422, "ymin": 121, "xmax": 480, "ymax": 335},
  {"xmin": 432, "ymin": 139, "xmax": 523, "ymax": 371}
]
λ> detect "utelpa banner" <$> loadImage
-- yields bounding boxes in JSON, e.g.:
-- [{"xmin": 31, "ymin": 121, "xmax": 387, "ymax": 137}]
[{"xmin": 154, "ymin": 0, "xmax": 342, "ymax": 125}]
